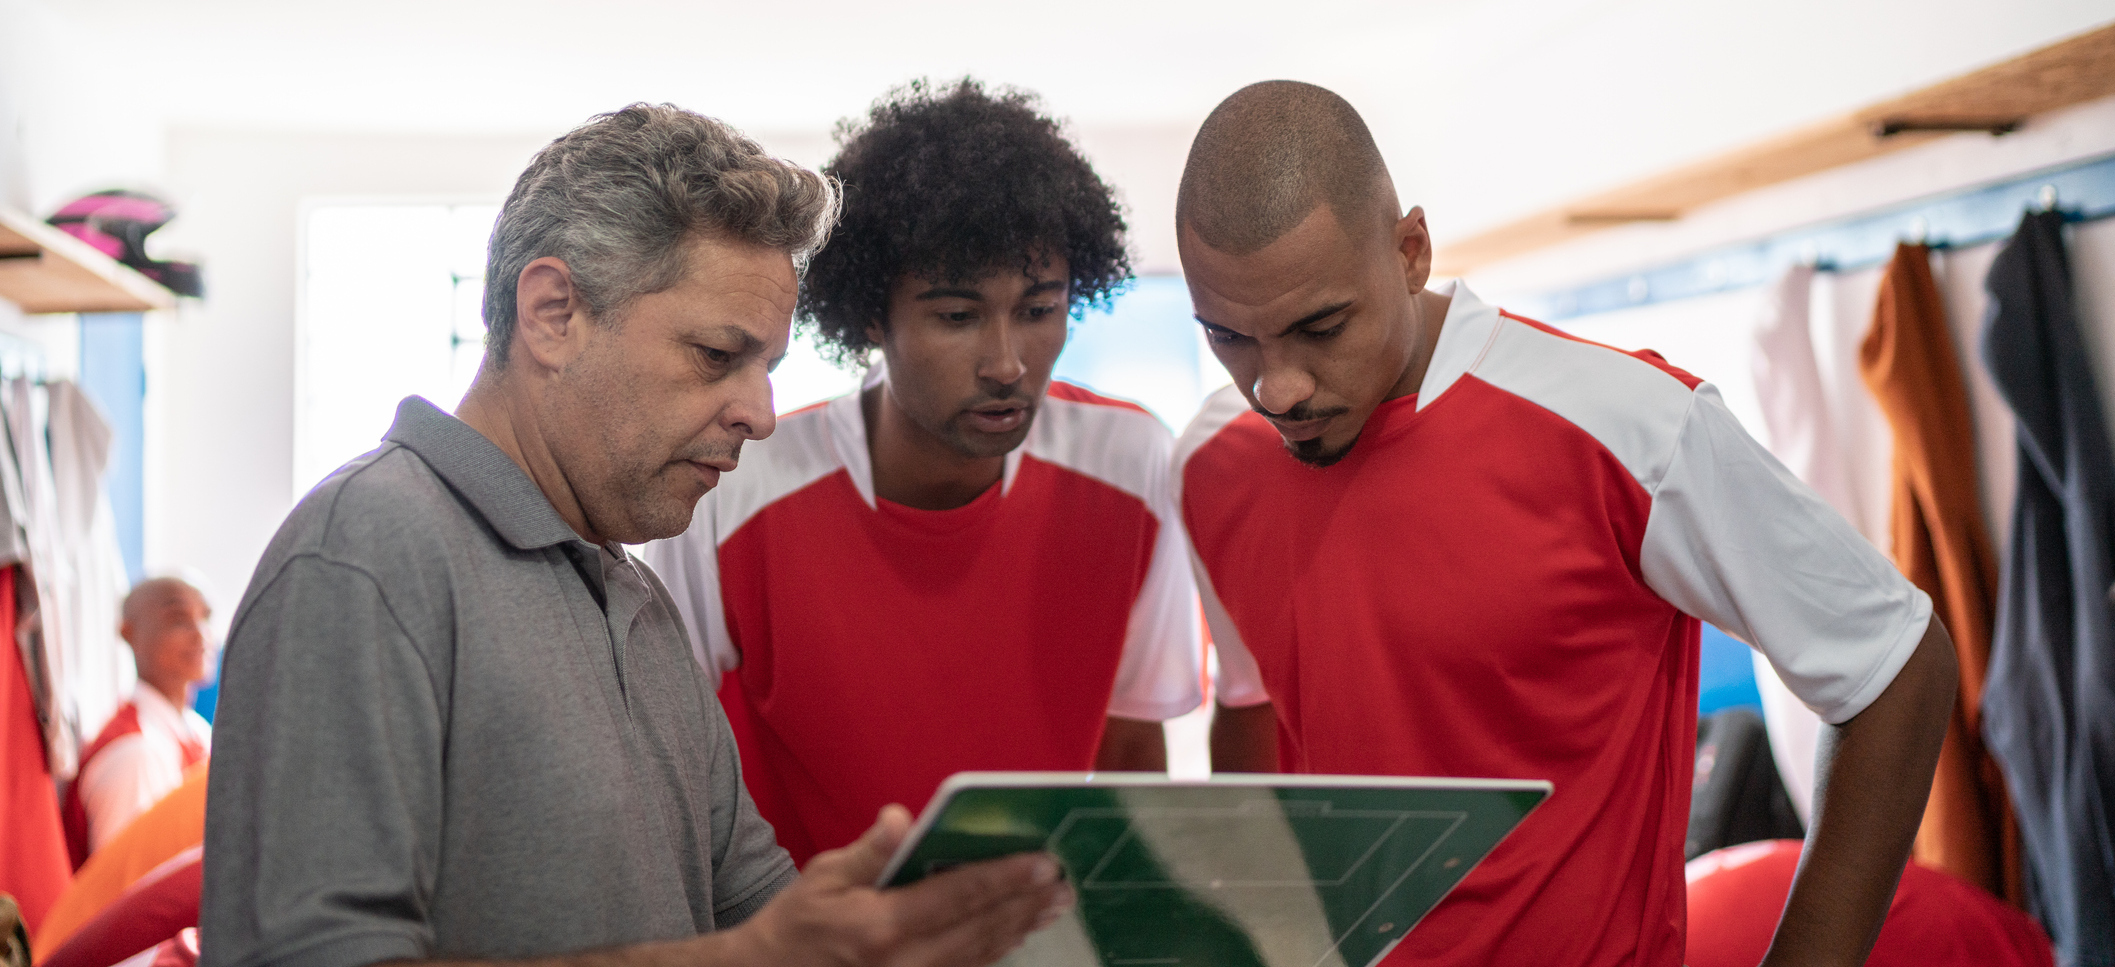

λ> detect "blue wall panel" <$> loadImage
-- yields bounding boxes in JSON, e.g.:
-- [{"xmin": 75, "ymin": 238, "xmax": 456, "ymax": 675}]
[
  {"xmin": 77, "ymin": 313, "xmax": 144, "ymax": 582},
  {"xmin": 1698, "ymin": 624, "xmax": 1763, "ymax": 715}
]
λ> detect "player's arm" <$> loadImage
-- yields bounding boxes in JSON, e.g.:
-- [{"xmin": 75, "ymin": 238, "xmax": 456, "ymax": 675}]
[
  {"xmin": 1094, "ymin": 716, "xmax": 1167, "ymax": 772},
  {"xmin": 1209, "ymin": 702, "xmax": 1278, "ymax": 773},
  {"xmin": 376, "ymin": 809, "xmax": 1072, "ymax": 967},
  {"xmin": 1760, "ymin": 616, "xmax": 1956, "ymax": 967},
  {"xmin": 1636, "ymin": 385, "xmax": 1952, "ymax": 967}
]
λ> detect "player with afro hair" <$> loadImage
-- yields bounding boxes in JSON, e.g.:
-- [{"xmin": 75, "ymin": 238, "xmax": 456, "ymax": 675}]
[
  {"xmin": 641, "ymin": 78, "xmax": 1207, "ymax": 867},
  {"xmin": 800, "ymin": 78, "xmax": 1132, "ymax": 365}
]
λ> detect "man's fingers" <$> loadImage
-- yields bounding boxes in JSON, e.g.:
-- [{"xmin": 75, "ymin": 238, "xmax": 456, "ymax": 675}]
[
  {"xmin": 807, "ymin": 804, "xmax": 914, "ymax": 888},
  {"xmin": 889, "ymin": 852, "xmax": 1065, "ymax": 937},
  {"xmin": 892, "ymin": 876, "xmax": 1075, "ymax": 967}
]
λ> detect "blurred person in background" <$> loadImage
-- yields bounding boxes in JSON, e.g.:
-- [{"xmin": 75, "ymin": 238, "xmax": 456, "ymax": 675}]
[{"xmin": 61, "ymin": 577, "xmax": 213, "ymax": 867}]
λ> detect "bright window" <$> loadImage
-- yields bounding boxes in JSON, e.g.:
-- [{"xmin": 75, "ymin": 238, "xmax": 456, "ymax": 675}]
[{"xmin": 295, "ymin": 203, "xmax": 498, "ymax": 498}]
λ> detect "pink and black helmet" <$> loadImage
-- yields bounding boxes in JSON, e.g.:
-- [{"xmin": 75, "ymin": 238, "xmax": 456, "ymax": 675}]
[{"xmin": 47, "ymin": 190, "xmax": 203, "ymax": 297}]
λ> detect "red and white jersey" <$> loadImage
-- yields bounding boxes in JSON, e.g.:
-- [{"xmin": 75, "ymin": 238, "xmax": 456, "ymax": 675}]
[
  {"xmin": 1177, "ymin": 282, "xmax": 1930, "ymax": 967},
  {"xmin": 64, "ymin": 685, "xmax": 210, "ymax": 864},
  {"xmin": 643, "ymin": 375, "xmax": 1203, "ymax": 864}
]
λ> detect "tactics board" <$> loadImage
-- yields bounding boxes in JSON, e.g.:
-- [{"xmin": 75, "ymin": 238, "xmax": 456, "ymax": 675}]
[{"xmin": 878, "ymin": 773, "xmax": 1549, "ymax": 967}]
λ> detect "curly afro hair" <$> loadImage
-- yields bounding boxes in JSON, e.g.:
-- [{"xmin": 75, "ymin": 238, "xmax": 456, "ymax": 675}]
[{"xmin": 801, "ymin": 79, "xmax": 1132, "ymax": 366}]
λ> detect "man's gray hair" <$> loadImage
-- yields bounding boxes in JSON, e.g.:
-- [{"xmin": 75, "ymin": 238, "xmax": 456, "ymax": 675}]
[{"xmin": 482, "ymin": 103, "xmax": 839, "ymax": 366}]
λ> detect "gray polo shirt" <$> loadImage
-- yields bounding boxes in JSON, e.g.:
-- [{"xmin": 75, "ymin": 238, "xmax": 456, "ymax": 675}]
[{"xmin": 201, "ymin": 397, "xmax": 795, "ymax": 967}]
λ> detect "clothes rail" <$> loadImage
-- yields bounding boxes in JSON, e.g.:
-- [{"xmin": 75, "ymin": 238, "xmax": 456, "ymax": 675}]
[{"xmin": 1512, "ymin": 150, "xmax": 2115, "ymax": 322}]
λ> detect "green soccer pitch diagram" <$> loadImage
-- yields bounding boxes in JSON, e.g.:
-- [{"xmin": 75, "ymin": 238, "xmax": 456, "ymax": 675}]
[{"xmin": 879, "ymin": 774, "xmax": 1550, "ymax": 967}]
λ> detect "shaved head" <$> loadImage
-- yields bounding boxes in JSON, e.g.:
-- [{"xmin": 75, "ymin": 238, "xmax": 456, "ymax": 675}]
[
  {"xmin": 1178, "ymin": 81, "xmax": 1397, "ymax": 255},
  {"xmin": 123, "ymin": 576, "xmax": 203, "ymax": 625},
  {"xmin": 120, "ymin": 576, "xmax": 213, "ymax": 705},
  {"xmin": 1179, "ymin": 81, "xmax": 1447, "ymax": 471}
]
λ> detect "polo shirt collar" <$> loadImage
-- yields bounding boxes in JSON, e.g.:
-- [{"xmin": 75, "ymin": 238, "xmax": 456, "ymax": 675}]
[{"xmin": 383, "ymin": 396, "xmax": 589, "ymax": 552}]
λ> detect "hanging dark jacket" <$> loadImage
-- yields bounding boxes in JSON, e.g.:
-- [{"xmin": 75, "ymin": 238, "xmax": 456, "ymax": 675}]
[{"xmin": 1980, "ymin": 208, "xmax": 2115, "ymax": 967}]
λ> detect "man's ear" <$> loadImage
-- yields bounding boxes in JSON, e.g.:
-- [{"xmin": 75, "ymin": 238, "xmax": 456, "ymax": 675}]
[
  {"xmin": 862, "ymin": 319, "xmax": 888, "ymax": 348},
  {"xmin": 1394, "ymin": 206, "xmax": 1433, "ymax": 295},
  {"xmin": 513, "ymin": 256, "xmax": 593, "ymax": 373}
]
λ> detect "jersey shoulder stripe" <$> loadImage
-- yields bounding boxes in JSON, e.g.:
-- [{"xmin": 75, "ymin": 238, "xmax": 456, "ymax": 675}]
[
  {"xmin": 1023, "ymin": 381, "xmax": 1175, "ymax": 509},
  {"xmin": 707, "ymin": 395, "xmax": 851, "ymax": 545},
  {"xmin": 1500, "ymin": 311, "xmax": 1704, "ymax": 389},
  {"xmin": 1465, "ymin": 309, "xmax": 1703, "ymax": 493},
  {"xmin": 778, "ymin": 397, "xmax": 833, "ymax": 419},
  {"xmin": 1045, "ymin": 380, "xmax": 1151, "ymax": 415},
  {"xmin": 1405, "ymin": 283, "xmax": 1704, "ymax": 495}
]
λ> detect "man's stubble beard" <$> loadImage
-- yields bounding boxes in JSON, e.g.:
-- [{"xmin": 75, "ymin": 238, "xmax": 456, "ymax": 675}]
[{"xmin": 552, "ymin": 345, "xmax": 739, "ymax": 544}]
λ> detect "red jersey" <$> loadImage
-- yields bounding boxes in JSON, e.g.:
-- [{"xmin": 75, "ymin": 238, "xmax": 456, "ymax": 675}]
[
  {"xmin": 62, "ymin": 689, "xmax": 208, "ymax": 869},
  {"xmin": 644, "ymin": 377, "xmax": 1203, "ymax": 865},
  {"xmin": 1177, "ymin": 283, "xmax": 1929, "ymax": 967}
]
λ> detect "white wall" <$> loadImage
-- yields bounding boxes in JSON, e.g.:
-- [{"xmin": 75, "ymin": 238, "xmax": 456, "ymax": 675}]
[
  {"xmin": 24, "ymin": 0, "xmax": 2115, "ymax": 243},
  {"xmin": 147, "ymin": 129, "xmax": 555, "ymax": 607},
  {"xmin": 1467, "ymin": 94, "xmax": 2115, "ymax": 298},
  {"xmin": 1383, "ymin": 1, "xmax": 2115, "ymax": 238},
  {"xmin": 0, "ymin": 0, "xmax": 167, "ymax": 217},
  {"xmin": 0, "ymin": 0, "xmax": 164, "ymax": 348},
  {"xmin": 1072, "ymin": 125, "xmax": 1196, "ymax": 276}
]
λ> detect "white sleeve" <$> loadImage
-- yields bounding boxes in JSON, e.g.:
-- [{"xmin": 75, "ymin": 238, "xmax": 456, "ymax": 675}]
[
  {"xmin": 1190, "ymin": 545, "xmax": 1271, "ymax": 708},
  {"xmin": 1106, "ymin": 439, "xmax": 1206, "ymax": 722},
  {"xmin": 1639, "ymin": 384, "xmax": 1932, "ymax": 725},
  {"xmin": 638, "ymin": 498, "xmax": 740, "ymax": 691},
  {"xmin": 80, "ymin": 735, "xmax": 164, "ymax": 850}
]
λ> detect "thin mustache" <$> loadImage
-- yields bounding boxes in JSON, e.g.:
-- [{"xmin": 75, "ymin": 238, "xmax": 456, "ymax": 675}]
[{"xmin": 679, "ymin": 442, "xmax": 743, "ymax": 466}]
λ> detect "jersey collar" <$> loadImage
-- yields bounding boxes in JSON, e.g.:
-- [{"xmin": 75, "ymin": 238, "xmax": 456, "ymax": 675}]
[
  {"xmin": 131, "ymin": 682, "xmax": 199, "ymax": 738},
  {"xmin": 823, "ymin": 359, "xmax": 1027, "ymax": 511},
  {"xmin": 1414, "ymin": 280, "xmax": 1503, "ymax": 411}
]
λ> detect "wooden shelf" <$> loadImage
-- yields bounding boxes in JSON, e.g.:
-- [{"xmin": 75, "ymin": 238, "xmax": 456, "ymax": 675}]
[
  {"xmin": 1436, "ymin": 22, "xmax": 2115, "ymax": 275},
  {"xmin": 0, "ymin": 207, "xmax": 176, "ymax": 314}
]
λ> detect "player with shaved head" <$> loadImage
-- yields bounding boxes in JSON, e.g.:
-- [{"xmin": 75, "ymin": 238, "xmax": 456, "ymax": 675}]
[{"xmin": 1174, "ymin": 81, "xmax": 1959, "ymax": 967}]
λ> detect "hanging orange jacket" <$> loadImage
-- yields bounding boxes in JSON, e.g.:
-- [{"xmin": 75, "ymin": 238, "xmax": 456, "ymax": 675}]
[{"xmin": 1858, "ymin": 242, "xmax": 2021, "ymax": 903}]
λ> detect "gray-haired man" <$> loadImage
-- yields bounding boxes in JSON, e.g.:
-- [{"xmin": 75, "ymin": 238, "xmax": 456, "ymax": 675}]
[{"xmin": 200, "ymin": 104, "xmax": 1071, "ymax": 967}]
